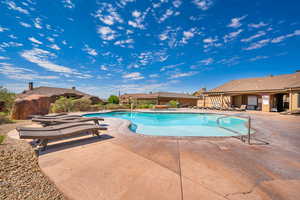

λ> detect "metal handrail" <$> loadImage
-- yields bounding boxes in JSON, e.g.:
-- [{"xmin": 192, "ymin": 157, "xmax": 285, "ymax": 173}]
[{"xmin": 216, "ymin": 114, "xmax": 251, "ymax": 144}]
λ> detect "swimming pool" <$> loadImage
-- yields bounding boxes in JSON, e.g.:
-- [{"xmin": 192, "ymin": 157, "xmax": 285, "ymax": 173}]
[{"xmin": 84, "ymin": 111, "xmax": 253, "ymax": 137}]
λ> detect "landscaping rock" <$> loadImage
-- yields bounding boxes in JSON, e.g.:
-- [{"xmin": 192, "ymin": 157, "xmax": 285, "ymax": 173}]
[{"xmin": 0, "ymin": 121, "xmax": 65, "ymax": 200}]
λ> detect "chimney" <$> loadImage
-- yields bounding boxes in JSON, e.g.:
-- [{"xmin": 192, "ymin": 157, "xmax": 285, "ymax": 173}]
[
  {"xmin": 296, "ymin": 70, "xmax": 300, "ymax": 73},
  {"xmin": 28, "ymin": 82, "xmax": 33, "ymax": 90},
  {"xmin": 201, "ymin": 88, "xmax": 206, "ymax": 92},
  {"xmin": 72, "ymin": 86, "xmax": 76, "ymax": 90}
]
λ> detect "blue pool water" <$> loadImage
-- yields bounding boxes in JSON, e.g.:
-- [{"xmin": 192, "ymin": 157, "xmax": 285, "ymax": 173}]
[{"xmin": 84, "ymin": 112, "xmax": 252, "ymax": 137}]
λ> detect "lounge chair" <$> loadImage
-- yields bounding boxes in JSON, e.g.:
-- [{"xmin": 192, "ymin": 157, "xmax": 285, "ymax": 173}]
[
  {"xmin": 32, "ymin": 117, "xmax": 104, "ymax": 126},
  {"xmin": 29, "ymin": 113, "xmax": 67, "ymax": 119},
  {"xmin": 17, "ymin": 123, "xmax": 107, "ymax": 150},
  {"xmin": 32, "ymin": 114, "xmax": 82, "ymax": 120},
  {"xmin": 234, "ymin": 105, "xmax": 247, "ymax": 111}
]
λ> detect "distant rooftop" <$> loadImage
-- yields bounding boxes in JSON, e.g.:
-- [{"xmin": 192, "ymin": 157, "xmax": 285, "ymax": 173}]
[{"xmin": 121, "ymin": 92, "xmax": 198, "ymax": 99}]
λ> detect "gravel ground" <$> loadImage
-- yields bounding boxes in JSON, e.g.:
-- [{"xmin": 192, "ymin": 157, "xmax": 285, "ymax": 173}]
[{"xmin": 0, "ymin": 121, "xmax": 66, "ymax": 200}]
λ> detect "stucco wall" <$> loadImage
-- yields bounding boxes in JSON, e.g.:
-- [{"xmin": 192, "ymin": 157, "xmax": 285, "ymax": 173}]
[{"xmin": 197, "ymin": 95, "xmax": 231, "ymax": 108}]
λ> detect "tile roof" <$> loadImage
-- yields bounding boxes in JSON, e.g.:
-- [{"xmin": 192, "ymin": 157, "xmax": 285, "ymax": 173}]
[
  {"xmin": 121, "ymin": 92, "xmax": 198, "ymax": 99},
  {"xmin": 206, "ymin": 71, "xmax": 300, "ymax": 93},
  {"xmin": 17, "ymin": 86, "xmax": 98, "ymax": 99}
]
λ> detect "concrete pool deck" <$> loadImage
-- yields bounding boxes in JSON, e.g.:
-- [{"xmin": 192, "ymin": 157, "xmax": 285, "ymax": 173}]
[{"xmin": 10, "ymin": 110, "xmax": 300, "ymax": 200}]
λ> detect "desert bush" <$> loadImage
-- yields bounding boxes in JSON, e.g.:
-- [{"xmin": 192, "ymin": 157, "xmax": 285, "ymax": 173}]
[
  {"xmin": 105, "ymin": 103, "xmax": 130, "ymax": 110},
  {"xmin": 168, "ymin": 100, "xmax": 179, "ymax": 108},
  {"xmin": 0, "ymin": 86, "xmax": 15, "ymax": 114},
  {"xmin": 136, "ymin": 104, "xmax": 154, "ymax": 109},
  {"xmin": 50, "ymin": 97, "xmax": 74, "ymax": 113},
  {"xmin": 0, "ymin": 135, "xmax": 5, "ymax": 144},
  {"xmin": 0, "ymin": 112, "xmax": 12, "ymax": 124},
  {"xmin": 73, "ymin": 98, "xmax": 92, "ymax": 111},
  {"xmin": 89, "ymin": 104, "xmax": 105, "ymax": 111},
  {"xmin": 108, "ymin": 95, "xmax": 119, "ymax": 104}
]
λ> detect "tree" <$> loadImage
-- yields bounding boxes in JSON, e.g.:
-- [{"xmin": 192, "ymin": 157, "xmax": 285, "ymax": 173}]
[
  {"xmin": 0, "ymin": 86, "xmax": 15, "ymax": 114},
  {"xmin": 50, "ymin": 97, "xmax": 74, "ymax": 113},
  {"xmin": 168, "ymin": 100, "xmax": 179, "ymax": 108},
  {"xmin": 108, "ymin": 95, "xmax": 119, "ymax": 104}
]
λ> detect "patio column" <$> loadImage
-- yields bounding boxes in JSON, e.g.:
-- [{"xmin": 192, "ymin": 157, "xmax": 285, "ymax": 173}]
[
  {"xmin": 289, "ymin": 89, "xmax": 293, "ymax": 111},
  {"xmin": 262, "ymin": 95, "xmax": 271, "ymax": 112}
]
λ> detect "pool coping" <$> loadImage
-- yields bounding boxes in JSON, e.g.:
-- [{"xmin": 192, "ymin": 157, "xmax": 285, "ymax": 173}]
[{"xmin": 82, "ymin": 110, "xmax": 258, "ymax": 141}]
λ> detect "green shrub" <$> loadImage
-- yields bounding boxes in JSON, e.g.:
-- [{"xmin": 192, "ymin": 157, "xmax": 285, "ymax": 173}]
[
  {"xmin": 105, "ymin": 103, "xmax": 130, "ymax": 110},
  {"xmin": 108, "ymin": 95, "xmax": 119, "ymax": 104},
  {"xmin": 90, "ymin": 104, "xmax": 105, "ymax": 111},
  {"xmin": 0, "ymin": 86, "xmax": 16, "ymax": 114},
  {"xmin": 0, "ymin": 112, "xmax": 12, "ymax": 124},
  {"xmin": 73, "ymin": 98, "xmax": 92, "ymax": 111},
  {"xmin": 50, "ymin": 97, "xmax": 74, "ymax": 113},
  {"xmin": 168, "ymin": 100, "xmax": 179, "ymax": 108},
  {"xmin": 136, "ymin": 104, "xmax": 154, "ymax": 109},
  {"xmin": 0, "ymin": 135, "xmax": 5, "ymax": 144}
]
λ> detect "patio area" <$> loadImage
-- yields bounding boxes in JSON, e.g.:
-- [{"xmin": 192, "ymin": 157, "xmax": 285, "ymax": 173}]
[{"xmin": 10, "ymin": 110, "xmax": 300, "ymax": 200}]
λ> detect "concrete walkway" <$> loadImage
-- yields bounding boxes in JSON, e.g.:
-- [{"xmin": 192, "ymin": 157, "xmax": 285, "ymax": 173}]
[{"xmin": 13, "ymin": 111, "xmax": 300, "ymax": 200}]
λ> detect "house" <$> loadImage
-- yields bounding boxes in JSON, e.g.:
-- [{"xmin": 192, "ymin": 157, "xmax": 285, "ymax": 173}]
[
  {"xmin": 120, "ymin": 92, "xmax": 198, "ymax": 106},
  {"xmin": 195, "ymin": 71, "xmax": 300, "ymax": 112},
  {"xmin": 11, "ymin": 82, "xmax": 102, "ymax": 119}
]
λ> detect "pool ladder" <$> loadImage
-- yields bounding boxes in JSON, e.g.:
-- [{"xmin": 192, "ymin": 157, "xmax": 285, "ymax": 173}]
[
  {"xmin": 216, "ymin": 114, "xmax": 269, "ymax": 145},
  {"xmin": 216, "ymin": 114, "xmax": 251, "ymax": 144}
]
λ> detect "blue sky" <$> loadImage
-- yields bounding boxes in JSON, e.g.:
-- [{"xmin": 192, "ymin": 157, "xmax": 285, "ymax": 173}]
[{"xmin": 0, "ymin": 0, "xmax": 299, "ymax": 98}]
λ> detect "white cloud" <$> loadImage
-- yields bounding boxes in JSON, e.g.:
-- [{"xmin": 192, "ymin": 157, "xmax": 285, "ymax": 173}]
[
  {"xmin": 0, "ymin": 56, "xmax": 9, "ymax": 60},
  {"xmin": 200, "ymin": 58, "xmax": 214, "ymax": 65},
  {"xmin": 271, "ymin": 30, "xmax": 300, "ymax": 43},
  {"xmin": 223, "ymin": 29, "xmax": 243, "ymax": 43},
  {"xmin": 62, "ymin": 0, "xmax": 75, "ymax": 9},
  {"xmin": 82, "ymin": 44, "xmax": 98, "ymax": 56},
  {"xmin": 249, "ymin": 56, "xmax": 269, "ymax": 62},
  {"xmin": 49, "ymin": 44, "xmax": 61, "ymax": 50},
  {"xmin": 160, "ymin": 63, "xmax": 184, "ymax": 71},
  {"xmin": 241, "ymin": 31, "xmax": 266, "ymax": 42},
  {"xmin": 0, "ymin": 62, "xmax": 58, "ymax": 80},
  {"xmin": 5, "ymin": 1, "xmax": 29, "ymax": 14},
  {"xmin": 159, "ymin": 9, "xmax": 174, "ymax": 23},
  {"xmin": 159, "ymin": 32, "xmax": 168, "ymax": 40},
  {"xmin": 172, "ymin": 0, "xmax": 182, "ymax": 8},
  {"xmin": 19, "ymin": 22, "xmax": 31, "ymax": 28},
  {"xmin": 116, "ymin": 83, "xmax": 167, "ymax": 94},
  {"xmin": 100, "ymin": 65, "xmax": 108, "ymax": 70},
  {"xmin": 149, "ymin": 74, "xmax": 159, "ymax": 78},
  {"xmin": 28, "ymin": 37, "xmax": 43, "ymax": 45},
  {"xmin": 33, "ymin": 18, "xmax": 42, "ymax": 29},
  {"xmin": 97, "ymin": 26, "xmax": 116, "ymax": 40},
  {"xmin": 227, "ymin": 16, "xmax": 247, "ymax": 28},
  {"xmin": 128, "ymin": 20, "xmax": 145, "ymax": 29},
  {"xmin": 243, "ymin": 39, "xmax": 270, "ymax": 50},
  {"xmin": 0, "ymin": 42, "xmax": 23, "ymax": 51},
  {"xmin": 93, "ymin": 3, "xmax": 123, "ymax": 25},
  {"xmin": 218, "ymin": 56, "xmax": 240, "ymax": 66},
  {"xmin": 180, "ymin": 28, "xmax": 197, "ymax": 44},
  {"xmin": 203, "ymin": 37, "xmax": 217, "ymax": 43},
  {"xmin": 169, "ymin": 71, "xmax": 197, "ymax": 79},
  {"xmin": 20, "ymin": 48, "xmax": 73, "ymax": 73},
  {"xmin": 193, "ymin": 0, "xmax": 213, "ymax": 10},
  {"xmin": 114, "ymin": 39, "xmax": 134, "ymax": 48},
  {"xmin": 122, "ymin": 72, "xmax": 144, "ymax": 80},
  {"xmin": 0, "ymin": 26, "xmax": 9, "ymax": 32},
  {"xmin": 132, "ymin": 10, "xmax": 141, "ymax": 17},
  {"xmin": 248, "ymin": 22, "xmax": 268, "ymax": 28},
  {"xmin": 47, "ymin": 37, "xmax": 55, "ymax": 43}
]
